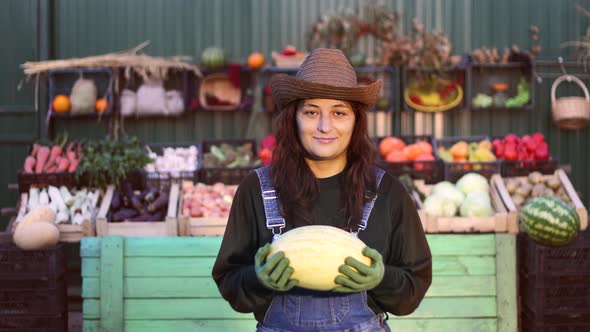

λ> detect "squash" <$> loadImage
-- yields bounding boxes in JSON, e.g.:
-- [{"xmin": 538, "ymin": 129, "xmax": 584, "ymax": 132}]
[
  {"xmin": 268, "ymin": 225, "xmax": 370, "ymax": 291},
  {"xmin": 19, "ymin": 207, "xmax": 56, "ymax": 226},
  {"xmin": 13, "ymin": 222, "xmax": 60, "ymax": 251},
  {"xmin": 201, "ymin": 47, "xmax": 225, "ymax": 68}
]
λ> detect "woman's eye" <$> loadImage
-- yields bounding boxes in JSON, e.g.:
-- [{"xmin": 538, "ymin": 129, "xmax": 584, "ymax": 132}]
[
  {"xmin": 334, "ymin": 111, "xmax": 347, "ymax": 117},
  {"xmin": 303, "ymin": 110, "xmax": 317, "ymax": 116}
]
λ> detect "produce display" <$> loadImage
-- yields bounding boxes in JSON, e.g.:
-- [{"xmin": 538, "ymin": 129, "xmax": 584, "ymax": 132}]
[
  {"xmin": 200, "ymin": 47, "xmax": 225, "ymax": 68},
  {"xmin": 472, "ymin": 77, "xmax": 530, "ymax": 108},
  {"xmin": 202, "ymin": 142, "xmax": 260, "ymax": 168},
  {"xmin": 378, "ymin": 136, "xmax": 435, "ymax": 166},
  {"xmin": 437, "ymin": 139, "xmax": 496, "ymax": 164},
  {"xmin": 520, "ymin": 196, "xmax": 580, "ymax": 247},
  {"xmin": 258, "ymin": 135, "xmax": 276, "ymax": 166},
  {"xmin": 180, "ymin": 181, "xmax": 237, "ymax": 218},
  {"xmin": 268, "ymin": 225, "xmax": 371, "ymax": 291},
  {"xmin": 106, "ymin": 181, "xmax": 169, "ymax": 222},
  {"xmin": 503, "ymin": 171, "xmax": 572, "ymax": 209},
  {"xmin": 144, "ymin": 145, "xmax": 199, "ymax": 175},
  {"xmin": 23, "ymin": 137, "xmax": 82, "ymax": 174},
  {"xmin": 422, "ymin": 173, "xmax": 493, "ymax": 218},
  {"xmin": 404, "ymin": 78, "xmax": 463, "ymax": 112},
  {"xmin": 492, "ymin": 133, "xmax": 549, "ymax": 161},
  {"xmin": 18, "ymin": 186, "xmax": 101, "ymax": 225}
]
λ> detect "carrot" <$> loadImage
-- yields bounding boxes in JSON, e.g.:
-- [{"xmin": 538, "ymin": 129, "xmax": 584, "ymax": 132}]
[
  {"xmin": 45, "ymin": 164, "xmax": 57, "ymax": 173},
  {"xmin": 31, "ymin": 144, "xmax": 41, "ymax": 159},
  {"xmin": 44, "ymin": 145, "xmax": 63, "ymax": 171},
  {"xmin": 68, "ymin": 159, "xmax": 79, "ymax": 172},
  {"xmin": 56, "ymin": 157, "xmax": 70, "ymax": 173},
  {"xmin": 66, "ymin": 142, "xmax": 77, "ymax": 163},
  {"xmin": 23, "ymin": 156, "xmax": 36, "ymax": 173},
  {"xmin": 35, "ymin": 146, "xmax": 50, "ymax": 173}
]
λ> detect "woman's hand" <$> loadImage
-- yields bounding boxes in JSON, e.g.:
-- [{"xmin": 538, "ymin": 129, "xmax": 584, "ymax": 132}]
[
  {"xmin": 255, "ymin": 243, "xmax": 299, "ymax": 292},
  {"xmin": 333, "ymin": 247, "xmax": 385, "ymax": 292}
]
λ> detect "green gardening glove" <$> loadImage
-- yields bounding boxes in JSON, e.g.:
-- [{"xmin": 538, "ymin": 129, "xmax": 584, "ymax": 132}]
[
  {"xmin": 333, "ymin": 247, "xmax": 384, "ymax": 293},
  {"xmin": 255, "ymin": 243, "xmax": 299, "ymax": 292}
]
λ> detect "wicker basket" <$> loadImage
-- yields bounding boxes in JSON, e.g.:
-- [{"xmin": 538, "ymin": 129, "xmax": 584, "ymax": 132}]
[
  {"xmin": 198, "ymin": 73, "xmax": 241, "ymax": 111},
  {"xmin": 271, "ymin": 52, "xmax": 307, "ymax": 68},
  {"xmin": 551, "ymin": 75, "xmax": 590, "ymax": 130}
]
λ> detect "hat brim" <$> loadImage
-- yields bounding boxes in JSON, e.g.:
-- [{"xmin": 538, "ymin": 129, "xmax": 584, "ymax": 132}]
[{"xmin": 269, "ymin": 74, "xmax": 383, "ymax": 110}]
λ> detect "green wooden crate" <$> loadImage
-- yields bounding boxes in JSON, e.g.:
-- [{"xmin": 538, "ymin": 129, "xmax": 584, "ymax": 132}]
[{"xmin": 81, "ymin": 234, "xmax": 517, "ymax": 332}]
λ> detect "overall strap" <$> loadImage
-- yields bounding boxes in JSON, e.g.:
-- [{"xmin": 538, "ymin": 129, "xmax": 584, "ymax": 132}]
[
  {"xmin": 255, "ymin": 166, "xmax": 285, "ymax": 241},
  {"xmin": 353, "ymin": 167, "xmax": 386, "ymax": 237}
]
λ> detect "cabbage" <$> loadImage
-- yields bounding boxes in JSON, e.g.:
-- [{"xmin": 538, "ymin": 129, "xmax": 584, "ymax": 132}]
[
  {"xmin": 432, "ymin": 181, "xmax": 465, "ymax": 207},
  {"xmin": 456, "ymin": 173, "xmax": 489, "ymax": 195},
  {"xmin": 424, "ymin": 194, "xmax": 457, "ymax": 217},
  {"xmin": 459, "ymin": 192, "xmax": 493, "ymax": 217}
]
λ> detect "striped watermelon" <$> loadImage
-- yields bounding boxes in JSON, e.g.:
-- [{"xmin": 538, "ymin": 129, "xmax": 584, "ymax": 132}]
[
  {"xmin": 201, "ymin": 47, "xmax": 225, "ymax": 68},
  {"xmin": 520, "ymin": 196, "xmax": 580, "ymax": 247}
]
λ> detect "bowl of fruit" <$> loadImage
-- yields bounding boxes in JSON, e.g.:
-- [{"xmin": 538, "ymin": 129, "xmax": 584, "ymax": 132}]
[{"xmin": 404, "ymin": 77, "xmax": 463, "ymax": 112}]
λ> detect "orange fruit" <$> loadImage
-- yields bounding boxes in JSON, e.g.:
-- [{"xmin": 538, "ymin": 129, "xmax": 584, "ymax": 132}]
[
  {"xmin": 378, "ymin": 137, "xmax": 406, "ymax": 157},
  {"xmin": 52, "ymin": 95, "xmax": 71, "ymax": 113},
  {"xmin": 247, "ymin": 52, "xmax": 266, "ymax": 70},
  {"xmin": 95, "ymin": 98, "xmax": 109, "ymax": 113}
]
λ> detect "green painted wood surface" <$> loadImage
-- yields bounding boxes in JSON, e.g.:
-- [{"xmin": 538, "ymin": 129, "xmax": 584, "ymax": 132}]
[
  {"xmin": 83, "ymin": 275, "xmax": 495, "ymax": 299},
  {"xmin": 82, "ymin": 234, "xmax": 515, "ymax": 331},
  {"xmin": 83, "ymin": 296, "xmax": 496, "ymax": 320},
  {"xmin": 100, "ymin": 236, "xmax": 123, "ymax": 331},
  {"xmin": 495, "ymin": 234, "xmax": 517, "ymax": 332}
]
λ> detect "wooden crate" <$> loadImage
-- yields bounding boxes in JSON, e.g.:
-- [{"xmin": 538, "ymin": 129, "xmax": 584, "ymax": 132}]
[
  {"xmin": 177, "ymin": 190, "xmax": 228, "ymax": 236},
  {"xmin": 12, "ymin": 192, "xmax": 97, "ymax": 243},
  {"xmin": 96, "ymin": 184, "xmax": 180, "ymax": 237},
  {"xmin": 81, "ymin": 234, "xmax": 516, "ymax": 332},
  {"xmin": 414, "ymin": 179, "xmax": 511, "ymax": 233},
  {"xmin": 493, "ymin": 169, "xmax": 588, "ymax": 232}
]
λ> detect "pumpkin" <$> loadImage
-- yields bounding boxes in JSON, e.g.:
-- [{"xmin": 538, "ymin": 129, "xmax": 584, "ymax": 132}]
[
  {"xmin": 247, "ymin": 52, "xmax": 266, "ymax": 70},
  {"xmin": 19, "ymin": 207, "xmax": 56, "ymax": 226},
  {"xmin": 52, "ymin": 95, "xmax": 71, "ymax": 113},
  {"xmin": 201, "ymin": 47, "xmax": 225, "ymax": 68},
  {"xmin": 268, "ymin": 225, "xmax": 370, "ymax": 291},
  {"xmin": 13, "ymin": 222, "xmax": 60, "ymax": 251},
  {"xmin": 95, "ymin": 98, "xmax": 109, "ymax": 113}
]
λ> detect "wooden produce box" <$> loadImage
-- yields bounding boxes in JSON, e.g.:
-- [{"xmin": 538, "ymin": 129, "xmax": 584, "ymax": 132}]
[
  {"xmin": 177, "ymin": 181, "xmax": 235, "ymax": 237},
  {"xmin": 12, "ymin": 191, "xmax": 98, "ymax": 243},
  {"xmin": 81, "ymin": 234, "xmax": 517, "ymax": 332},
  {"xmin": 414, "ymin": 179, "xmax": 513, "ymax": 233},
  {"xmin": 493, "ymin": 169, "xmax": 588, "ymax": 232},
  {"xmin": 96, "ymin": 183, "xmax": 179, "ymax": 237}
]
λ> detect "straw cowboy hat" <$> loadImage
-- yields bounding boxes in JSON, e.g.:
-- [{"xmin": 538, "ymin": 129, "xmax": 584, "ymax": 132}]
[{"xmin": 269, "ymin": 48, "xmax": 383, "ymax": 110}]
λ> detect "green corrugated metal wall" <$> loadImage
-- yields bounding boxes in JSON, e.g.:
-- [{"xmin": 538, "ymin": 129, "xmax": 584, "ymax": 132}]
[{"xmin": 2, "ymin": 0, "xmax": 590, "ymax": 228}]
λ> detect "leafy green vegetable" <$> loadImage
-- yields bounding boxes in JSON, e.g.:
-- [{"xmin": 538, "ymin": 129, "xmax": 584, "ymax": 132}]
[{"xmin": 76, "ymin": 136, "xmax": 153, "ymax": 189}]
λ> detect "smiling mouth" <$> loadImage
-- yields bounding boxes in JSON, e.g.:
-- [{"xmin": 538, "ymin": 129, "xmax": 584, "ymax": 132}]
[{"xmin": 314, "ymin": 137, "xmax": 336, "ymax": 144}]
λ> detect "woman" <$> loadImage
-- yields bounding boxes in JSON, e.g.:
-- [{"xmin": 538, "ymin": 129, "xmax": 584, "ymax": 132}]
[{"xmin": 212, "ymin": 48, "xmax": 432, "ymax": 331}]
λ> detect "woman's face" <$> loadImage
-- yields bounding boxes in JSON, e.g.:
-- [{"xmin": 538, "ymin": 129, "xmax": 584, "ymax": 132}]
[{"xmin": 296, "ymin": 98, "xmax": 356, "ymax": 164}]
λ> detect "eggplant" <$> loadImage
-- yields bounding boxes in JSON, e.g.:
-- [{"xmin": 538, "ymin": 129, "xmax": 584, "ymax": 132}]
[
  {"xmin": 147, "ymin": 191, "xmax": 168, "ymax": 213},
  {"xmin": 106, "ymin": 210, "xmax": 113, "ymax": 223},
  {"xmin": 111, "ymin": 190, "xmax": 121, "ymax": 210},
  {"xmin": 145, "ymin": 209, "xmax": 166, "ymax": 222},
  {"xmin": 112, "ymin": 208, "xmax": 139, "ymax": 222},
  {"xmin": 143, "ymin": 187, "xmax": 160, "ymax": 203}
]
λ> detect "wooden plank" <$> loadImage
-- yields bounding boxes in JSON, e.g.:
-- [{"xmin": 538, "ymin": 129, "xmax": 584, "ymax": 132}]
[
  {"xmin": 83, "ymin": 299, "xmax": 100, "ymax": 319},
  {"xmin": 83, "ymin": 320, "xmax": 100, "ymax": 332},
  {"xmin": 495, "ymin": 234, "xmax": 517, "ymax": 332},
  {"xmin": 426, "ymin": 275, "xmax": 496, "ymax": 297},
  {"xmin": 400, "ymin": 297, "xmax": 497, "ymax": 319},
  {"xmin": 557, "ymin": 169, "xmax": 588, "ymax": 230},
  {"xmin": 125, "ymin": 319, "xmax": 258, "ymax": 332},
  {"xmin": 82, "ymin": 236, "xmax": 223, "ymax": 257},
  {"xmin": 82, "ymin": 257, "xmax": 216, "ymax": 277},
  {"xmin": 392, "ymin": 318, "xmax": 497, "ymax": 332},
  {"xmin": 96, "ymin": 185, "xmax": 115, "ymax": 236},
  {"xmin": 83, "ymin": 277, "xmax": 220, "ymax": 299},
  {"xmin": 83, "ymin": 297, "xmax": 497, "ymax": 320},
  {"xmin": 432, "ymin": 256, "xmax": 496, "ymax": 276},
  {"xmin": 100, "ymin": 236, "xmax": 124, "ymax": 331},
  {"xmin": 83, "ymin": 275, "xmax": 496, "ymax": 299},
  {"xmin": 88, "ymin": 318, "xmax": 498, "ymax": 332},
  {"xmin": 426, "ymin": 234, "xmax": 496, "ymax": 256}
]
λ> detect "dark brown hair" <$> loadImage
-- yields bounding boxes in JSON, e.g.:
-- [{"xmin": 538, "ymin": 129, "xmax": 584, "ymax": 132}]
[{"xmin": 270, "ymin": 100, "xmax": 377, "ymax": 230}]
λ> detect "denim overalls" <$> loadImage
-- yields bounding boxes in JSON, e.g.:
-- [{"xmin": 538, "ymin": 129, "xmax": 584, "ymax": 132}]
[{"xmin": 255, "ymin": 166, "xmax": 391, "ymax": 332}]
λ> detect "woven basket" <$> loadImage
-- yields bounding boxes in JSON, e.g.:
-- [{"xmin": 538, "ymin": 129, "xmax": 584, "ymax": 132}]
[
  {"xmin": 551, "ymin": 75, "xmax": 590, "ymax": 130},
  {"xmin": 271, "ymin": 52, "xmax": 307, "ymax": 68},
  {"xmin": 199, "ymin": 73, "xmax": 241, "ymax": 111}
]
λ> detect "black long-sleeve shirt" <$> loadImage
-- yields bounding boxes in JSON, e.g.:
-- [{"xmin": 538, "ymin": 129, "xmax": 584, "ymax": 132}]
[{"xmin": 212, "ymin": 169, "xmax": 432, "ymax": 323}]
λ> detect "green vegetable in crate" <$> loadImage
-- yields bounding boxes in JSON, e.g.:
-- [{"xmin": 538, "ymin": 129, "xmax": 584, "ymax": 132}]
[
  {"xmin": 459, "ymin": 192, "xmax": 493, "ymax": 217},
  {"xmin": 472, "ymin": 93, "xmax": 493, "ymax": 108},
  {"xmin": 505, "ymin": 78, "xmax": 530, "ymax": 108},
  {"xmin": 520, "ymin": 196, "xmax": 580, "ymax": 247},
  {"xmin": 201, "ymin": 47, "xmax": 225, "ymax": 68},
  {"xmin": 70, "ymin": 77, "xmax": 97, "ymax": 114},
  {"xmin": 455, "ymin": 173, "xmax": 489, "ymax": 196}
]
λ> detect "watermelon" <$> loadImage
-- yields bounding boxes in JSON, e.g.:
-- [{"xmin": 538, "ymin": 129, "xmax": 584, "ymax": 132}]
[
  {"xmin": 520, "ymin": 196, "xmax": 580, "ymax": 247},
  {"xmin": 201, "ymin": 47, "xmax": 225, "ymax": 68}
]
